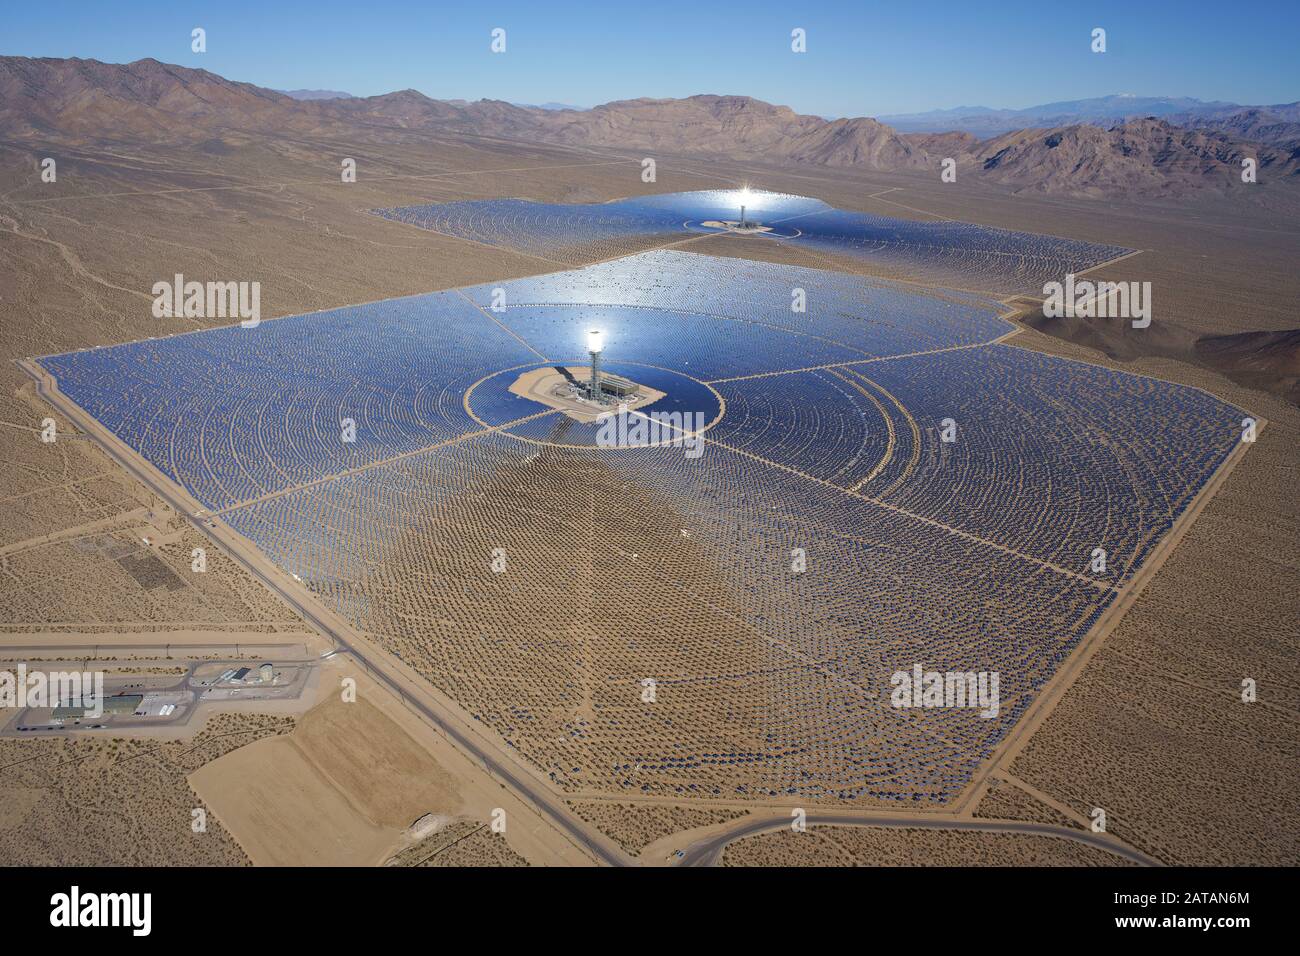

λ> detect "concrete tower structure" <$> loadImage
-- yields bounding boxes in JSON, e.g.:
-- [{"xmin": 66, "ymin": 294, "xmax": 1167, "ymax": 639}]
[
  {"xmin": 587, "ymin": 328, "xmax": 605, "ymax": 403},
  {"xmin": 738, "ymin": 187, "xmax": 753, "ymax": 229}
]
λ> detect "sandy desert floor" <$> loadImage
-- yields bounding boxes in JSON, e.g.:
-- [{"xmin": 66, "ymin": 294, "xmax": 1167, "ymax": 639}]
[{"xmin": 718, "ymin": 824, "xmax": 1138, "ymax": 867}]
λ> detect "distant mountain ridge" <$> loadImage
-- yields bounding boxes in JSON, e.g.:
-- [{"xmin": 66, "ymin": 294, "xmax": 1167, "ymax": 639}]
[
  {"xmin": 511, "ymin": 101, "xmax": 585, "ymax": 111},
  {"xmin": 278, "ymin": 88, "xmax": 354, "ymax": 100},
  {"xmin": 881, "ymin": 94, "xmax": 1245, "ymax": 134},
  {"xmin": 2, "ymin": 56, "xmax": 1295, "ymax": 198},
  {"xmin": 1162, "ymin": 106, "xmax": 1300, "ymax": 149}
]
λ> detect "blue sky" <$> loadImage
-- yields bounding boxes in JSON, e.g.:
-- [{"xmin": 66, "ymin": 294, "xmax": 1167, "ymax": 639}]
[{"xmin": 4, "ymin": 0, "xmax": 1297, "ymax": 116}]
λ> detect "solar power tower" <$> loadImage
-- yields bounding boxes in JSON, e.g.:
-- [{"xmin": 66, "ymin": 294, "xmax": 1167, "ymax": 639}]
[{"xmin": 587, "ymin": 328, "xmax": 605, "ymax": 402}]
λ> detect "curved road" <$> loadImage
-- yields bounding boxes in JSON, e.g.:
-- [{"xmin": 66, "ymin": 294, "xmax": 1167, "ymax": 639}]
[{"xmin": 677, "ymin": 814, "xmax": 1160, "ymax": 867}]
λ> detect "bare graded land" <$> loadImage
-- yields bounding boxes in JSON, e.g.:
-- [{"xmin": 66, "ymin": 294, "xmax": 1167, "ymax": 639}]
[
  {"xmin": 508, "ymin": 366, "xmax": 667, "ymax": 421},
  {"xmin": 1, "ymin": 125, "xmax": 1295, "ymax": 865},
  {"xmin": 190, "ymin": 692, "xmax": 463, "ymax": 866}
]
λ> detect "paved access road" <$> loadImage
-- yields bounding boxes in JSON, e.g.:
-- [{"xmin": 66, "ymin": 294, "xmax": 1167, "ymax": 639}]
[{"xmin": 675, "ymin": 814, "xmax": 1160, "ymax": 867}]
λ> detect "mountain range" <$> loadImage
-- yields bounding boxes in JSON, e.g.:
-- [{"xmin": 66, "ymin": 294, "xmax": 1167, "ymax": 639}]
[
  {"xmin": 882, "ymin": 95, "xmax": 1236, "ymax": 133},
  {"xmin": 277, "ymin": 90, "xmax": 584, "ymax": 111},
  {"xmin": 277, "ymin": 88, "xmax": 354, "ymax": 101},
  {"xmin": 2, "ymin": 56, "xmax": 1296, "ymax": 198},
  {"xmin": 882, "ymin": 94, "xmax": 1300, "ymax": 152}
]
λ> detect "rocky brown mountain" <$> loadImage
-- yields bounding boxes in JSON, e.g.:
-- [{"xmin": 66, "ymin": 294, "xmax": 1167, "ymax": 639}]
[
  {"xmin": 0, "ymin": 56, "xmax": 296, "ymax": 139},
  {"xmin": 1169, "ymin": 107, "xmax": 1300, "ymax": 149},
  {"xmin": 975, "ymin": 118, "xmax": 1299, "ymax": 197},
  {"xmin": 2, "ymin": 56, "xmax": 1293, "ymax": 197}
]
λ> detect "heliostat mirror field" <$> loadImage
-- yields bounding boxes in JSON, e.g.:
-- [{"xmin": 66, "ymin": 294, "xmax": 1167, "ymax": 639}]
[
  {"xmin": 37, "ymin": 250, "xmax": 1244, "ymax": 803},
  {"xmin": 374, "ymin": 189, "xmax": 1133, "ymax": 293}
]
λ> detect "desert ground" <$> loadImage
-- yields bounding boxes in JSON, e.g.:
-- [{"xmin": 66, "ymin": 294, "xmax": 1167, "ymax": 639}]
[
  {"xmin": 1, "ymin": 117, "xmax": 1296, "ymax": 866},
  {"xmin": 0, "ymin": 710, "xmax": 292, "ymax": 866},
  {"xmin": 189, "ymin": 664, "xmax": 555, "ymax": 866},
  {"xmin": 718, "ymin": 825, "xmax": 1138, "ymax": 867}
]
